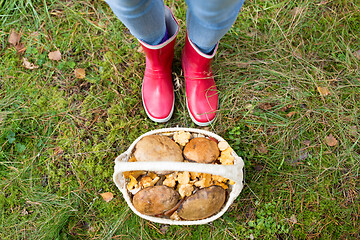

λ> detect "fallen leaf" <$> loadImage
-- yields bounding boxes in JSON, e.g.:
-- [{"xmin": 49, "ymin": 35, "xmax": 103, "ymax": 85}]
[
  {"xmin": 8, "ymin": 29, "xmax": 21, "ymax": 46},
  {"xmin": 280, "ymin": 104, "xmax": 293, "ymax": 112},
  {"xmin": 15, "ymin": 42, "xmax": 26, "ymax": 53},
  {"xmin": 137, "ymin": 46, "xmax": 144, "ymax": 53},
  {"xmin": 302, "ymin": 140, "xmax": 311, "ymax": 146},
  {"xmin": 317, "ymin": 86, "xmax": 330, "ymax": 96},
  {"xmin": 353, "ymin": 50, "xmax": 360, "ymax": 60},
  {"xmin": 325, "ymin": 134, "xmax": 338, "ymax": 146},
  {"xmin": 349, "ymin": 126, "xmax": 358, "ymax": 137},
  {"xmin": 258, "ymin": 102, "xmax": 272, "ymax": 110},
  {"xmin": 22, "ymin": 58, "xmax": 39, "ymax": 69},
  {"xmin": 254, "ymin": 164, "xmax": 263, "ymax": 171},
  {"xmin": 257, "ymin": 143, "xmax": 268, "ymax": 154},
  {"xmin": 54, "ymin": 147, "xmax": 64, "ymax": 156},
  {"xmin": 100, "ymin": 192, "xmax": 114, "ymax": 202},
  {"xmin": 75, "ymin": 68, "xmax": 86, "ymax": 79},
  {"xmin": 237, "ymin": 62, "xmax": 250, "ymax": 68},
  {"xmin": 48, "ymin": 50, "xmax": 61, "ymax": 61},
  {"xmin": 291, "ymin": 7, "xmax": 304, "ymax": 17},
  {"xmin": 289, "ymin": 214, "xmax": 297, "ymax": 224},
  {"xmin": 286, "ymin": 111, "xmax": 297, "ymax": 118}
]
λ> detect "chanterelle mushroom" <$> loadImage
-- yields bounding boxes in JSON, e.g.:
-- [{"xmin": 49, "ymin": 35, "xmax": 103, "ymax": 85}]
[
  {"xmin": 183, "ymin": 137, "xmax": 220, "ymax": 163},
  {"xmin": 134, "ymin": 135, "xmax": 183, "ymax": 174}
]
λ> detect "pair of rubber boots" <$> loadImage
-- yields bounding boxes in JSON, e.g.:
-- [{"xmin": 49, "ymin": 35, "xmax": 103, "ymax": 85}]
[{"xmin": 139, "ymin": 8, "xmax": 218, "ymax": 126}]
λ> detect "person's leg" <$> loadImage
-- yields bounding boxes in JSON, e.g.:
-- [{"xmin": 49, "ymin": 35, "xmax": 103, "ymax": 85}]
[
  {"xmin": 185, "ymin": 0, "xmax": 245, "ymax": 53},
  {"xmin": 106, "ymin": 0, "xmax": 180, "ymax": 122},
  {"xmin": 182, "ymin": 0, "xmax": 245, "ymax": 126},
  {"xmin": 105, "ymin": 0, "xmax": 166, "ymax": 45}
]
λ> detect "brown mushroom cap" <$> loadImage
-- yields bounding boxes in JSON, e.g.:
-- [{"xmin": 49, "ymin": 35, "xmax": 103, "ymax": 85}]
[
  {"xmin": 183, "ymin": 137, "xmax": 220, "ymax": 163},
  {"xmin": 133, "ymin": 185, "xmax": 180, "ymax": 216},
  {"xmin": 177, "ymin": 185, "xmax": 226, "ymax": 220},
  {"xmin": 134, "ymin": 135, "xmax": 183, "ymax": 163}
]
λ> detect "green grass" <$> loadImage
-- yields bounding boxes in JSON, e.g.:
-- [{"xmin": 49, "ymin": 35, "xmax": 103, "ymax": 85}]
[{"xmin": 1, "ymin": 0, "xmax": 359, "ymax": 239}]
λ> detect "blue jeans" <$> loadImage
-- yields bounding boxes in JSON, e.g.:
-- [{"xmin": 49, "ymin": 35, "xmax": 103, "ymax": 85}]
[{"xmin": 105, "ymin": 0, "xmax": 245, "ymax": 53}]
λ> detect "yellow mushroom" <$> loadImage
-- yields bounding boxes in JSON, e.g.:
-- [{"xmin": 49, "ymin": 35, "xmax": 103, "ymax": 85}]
[
  {"xmin": 176, "ymin": 171, "xmax": 190, "ymax": 185},
  {"xmin": 215, "ymin": 182, "xmax": 228, "ymax": 189},
  {"xmin": 173, "ymin": 131, "xmax": 191, "ymax": 146},
  {"xmin": 189, "ymin": 172, "xmax": 202, "ymax": 180},
  {"xmin": 194, "ymin": 173, "xmax": 212, "ymax": 188},
  {"xmin": 139, "ymin": 175, "xmax": 160, "ymax": 188},
  {"xmin": 178, "ymin": 183, "xmax": 194, "ymax": 198},
  {"xmin": 163, "ymin": 173, "xmax": 176, "ymax": 188},
  {"xmin": 218, "ymin": 147, "xmax": 235, "ymax": 165},
  {"xmin": 127, "ymin": 175, "xmax": 139, "ymax": 191}
]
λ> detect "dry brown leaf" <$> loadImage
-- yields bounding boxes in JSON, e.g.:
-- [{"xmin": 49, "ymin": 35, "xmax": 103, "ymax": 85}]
[
  {"xmin": 54, "ymin": 147, "xmax": 64, "ymax": 156},
  {"xmin": 280, "ymin": 104, "xmax": 293, "ymax": 112},
  {"xmin": 353, "ymin": 50, "xmax": 360, "ymax": 60},
  {"xmin": 75, "ymin": 68, "xmax": 86, "ymax": 79},
  {"xmin": 48, "ymin": 50, "xmax": 61, "ymax": 61},
  {"xmin": 15, "ymin": 42, "xmax": 26, "ymax": 53},
  {"xmin": 349, "ymin": 126, "xmax": 358, "ymax": 137},
  {"xmin": 257, "ymin": 143, "xmax": 268, "ymax": 154},
  {"xmin": 100, "ymin": 192, "xmax": 114, "ymax": 202},
  {"xmin": 302, "ymin": 140, "xmax": 311, "ymax": 146},
  {"xmin": 325, "ymin": 134, "xmax": 338, "ymax": 147},
  {"xmin": 237, "ymin": 62, "xmax": 250, "ymax": 68},
  {"xmin": 259, "ymin": 103, "xmax": 272, "ymax": 110},
  {"xmin": 286, "ymin": 111, "xmax": 297, "ymax": 118},
  {"xmin": 137, "ymin": 46, "xmax": 144, "ymax": 53},
  {"xmin": 291, "ymin": 7, "xmax": 304, "ymax": 17},
  {"xmin": 8, "ymin": 29, "xmax": 21, "ymax": 46},
  {"xmin": 289, "ymin": 214, "xmax": 297, "ymax": 224},
  {"xmin": 317, "ymin": 86, "xmax": 330, "ymax": 96},
  {"xmin": 22, "ymin": 58, "xmax": 39, "ymax": 69}
]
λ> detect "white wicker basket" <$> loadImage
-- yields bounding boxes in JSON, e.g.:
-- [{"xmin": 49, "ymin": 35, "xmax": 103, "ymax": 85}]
[{"xmin": 113, "ymin": 127, "xmax": 245, "ymax": 225}]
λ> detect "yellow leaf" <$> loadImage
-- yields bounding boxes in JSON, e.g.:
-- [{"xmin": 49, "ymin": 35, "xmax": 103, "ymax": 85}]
[
  {"xmin": 317, "ymin": 86, "xmax": 330, "ymax": 96},
  {"xmin": 100, "ymin": 192, "xmax": 114, "ymax": 202},
  {"xmin": 48, "ymin": 50, "xmax": 61, "ymax": 61},
  {"xmin": 75, "ymin": 68, "xmax": 86, "ymax": 79},
  {"xmin": 325, "ymin": 134, "xmax": 338, "ymax": 147}
]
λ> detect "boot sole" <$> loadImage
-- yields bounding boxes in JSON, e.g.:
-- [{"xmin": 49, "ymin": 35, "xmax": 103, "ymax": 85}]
[
  {"xmin": 142, "ymin": 92, "xmax": 174, "ymax": 123},
  {"xmin": 186, "ymin": 98, "xmax": 216, "ymax": 126}
]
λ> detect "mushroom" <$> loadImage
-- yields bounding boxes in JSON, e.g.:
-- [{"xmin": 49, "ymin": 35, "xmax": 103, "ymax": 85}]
[
  {"xmin": 139, "ymin": 175, "xmax": 160, "ymax": 188},
  {"xmin": 177, "ymin": 186, "xmax": 226, "ymax": 220},
  {"xmin": 133, "ymin": 185, "xmax": 180, "ymax": 216},
  {"xmin": 218, "ymin": 141, "xmax": 230, "ymax": 151},
  {"xmin": 177, "ymin": 183, "xmax": 194, "ymax": 198},
  {"xmin": 134, "ymin": 135, "xmax": 184, "ymax": 174},
  {"xmin": 176, "ymin": 171, "xmax": 190, "ymax": 185},
  {"xmin": 134, "ymin": 135, "xmax": 183, "ymax": 163},
  {"xmin": 218, "ymin": 147, "xmax": 235, "ymax": 165},
  {"xmin": 163, "ymin": 173, "xmax": 176, "ymax": 188},
  {"xmin": 194, "ymin": 173, "xmax": 212, "ymax": 188},
  {"xmin": 173, "ymin": 130, "xmax": 191, "ymax": 146},
  {"xmin": 183, "ymin": 137, "xmax": 220, "ymax": 164}
]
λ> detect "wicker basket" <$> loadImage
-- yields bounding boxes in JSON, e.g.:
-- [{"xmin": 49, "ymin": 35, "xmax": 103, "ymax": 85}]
[{"xmin": 113, "ymin": 127, "xmax": 245, "ymax": 225}]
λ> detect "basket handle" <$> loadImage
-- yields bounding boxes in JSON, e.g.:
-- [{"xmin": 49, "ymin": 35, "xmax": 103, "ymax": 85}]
[{"xmin": 113, "ymin": 160, "xmax": 243, "ymax": 182}]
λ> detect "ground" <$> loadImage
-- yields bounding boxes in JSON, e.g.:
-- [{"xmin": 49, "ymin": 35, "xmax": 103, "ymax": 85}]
[{"xmin": 0, "ymin": 0, "xmax": 359, "ymax": 239}]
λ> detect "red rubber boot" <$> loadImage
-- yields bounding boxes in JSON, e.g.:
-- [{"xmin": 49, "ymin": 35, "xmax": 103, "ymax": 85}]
[
  {"xmin": 181, "ymin": 34, "xmax": 219, "ymax": 126},
  {"xmin": 138, "ymin": 8, "xmax": 179, "ymax": 123}
]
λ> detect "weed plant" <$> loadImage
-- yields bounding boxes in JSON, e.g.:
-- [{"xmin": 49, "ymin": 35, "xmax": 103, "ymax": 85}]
[{"xmin": 0, "ymin": 0, "xmax": 359, "ymax": 239}]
